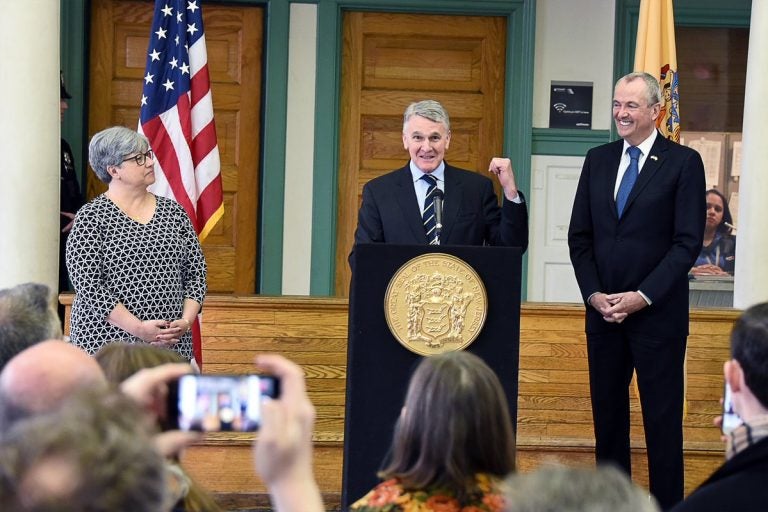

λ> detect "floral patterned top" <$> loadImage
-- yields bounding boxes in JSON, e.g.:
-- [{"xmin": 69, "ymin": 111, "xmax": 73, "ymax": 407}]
[{"xmin": 350, "ymin": 474, "xmax": 506, "ymax": 512}]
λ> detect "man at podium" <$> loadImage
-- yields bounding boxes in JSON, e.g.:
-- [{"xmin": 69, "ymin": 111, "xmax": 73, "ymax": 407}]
[{"xmin": 352, "ymin": 100, "xmax": 528, "ymax": 251}]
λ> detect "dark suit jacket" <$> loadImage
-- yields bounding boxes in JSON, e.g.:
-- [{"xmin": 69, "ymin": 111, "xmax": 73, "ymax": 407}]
[
  {"xmin": 568, "ymin": 133, "xmax": 705, "ymax": 337},
  {"xmin": 353, "ymin": 163, "xmax": 528, "ymax": 251},
  {"xmin": 670, "ymin": 438, "xmax": 768, "ymax": 512}
]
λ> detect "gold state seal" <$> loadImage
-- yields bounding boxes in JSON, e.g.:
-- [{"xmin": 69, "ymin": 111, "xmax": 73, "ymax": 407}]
[{"xmin": 384, "ymin": 253, "xmax": 487, "ymax": 356}]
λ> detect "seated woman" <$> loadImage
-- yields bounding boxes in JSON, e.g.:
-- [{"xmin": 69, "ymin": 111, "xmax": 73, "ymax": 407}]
[
  {"xmin": 350, "ymin": 351, "xmax": 514, "ymax": 511},
  {"xmin": 691, "ymin": 189, "xmax": 736, "ymax": 276}
]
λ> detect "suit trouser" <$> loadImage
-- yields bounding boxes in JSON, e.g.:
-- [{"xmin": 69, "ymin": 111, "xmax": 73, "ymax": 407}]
[{"xmin": 586, "ymin": 329, "xmax": 686, "ymax": 510}]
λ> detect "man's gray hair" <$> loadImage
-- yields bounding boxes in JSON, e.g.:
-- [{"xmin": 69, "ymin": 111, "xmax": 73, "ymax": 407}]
[
  {"xmin": 88, "ymin": 126, "xmax": 150, "ymax": 184},
  {"xmin": 616, "ymin": 71, "xmax": 662, "ymax": 106},
  {"xmin": 0, "ymin": 283, "xmax": 61, "ymax": 370},
  {"xmin": 403, "ymin": 100, "xmax": 451, "ymax": 131},
  {"xmin": 504, "ymin": 465, "xmax": 659, "ymax": 512}
]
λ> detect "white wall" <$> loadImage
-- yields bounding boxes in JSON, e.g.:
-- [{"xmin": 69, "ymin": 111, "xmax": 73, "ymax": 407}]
[
  {"xmin": 533, "ymin": 0, "xmax": 616, "ymax": 130},
  {"xmin": 527, "ymin": 0, "xmax": 615, "ymax": 302}
]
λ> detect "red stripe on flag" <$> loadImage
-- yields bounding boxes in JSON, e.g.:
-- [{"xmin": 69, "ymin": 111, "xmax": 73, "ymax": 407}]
[
  {"xmin": 176, "ymin": 92, "xmax": 193, "ymax": 145},
  {"xmin": 191, "ymin": 122, "xmax": 218, "ymax": 166},
  {"xmin": 141, "ymin": 117, "xmax": 199, "ymax": 231},
  {"xmin": 197, "ymin": 176, "xmax": 224, "ymax": 222},
  {"xmin": 190, "ymin": 64, "xmax": 210, "ymax": 106}
]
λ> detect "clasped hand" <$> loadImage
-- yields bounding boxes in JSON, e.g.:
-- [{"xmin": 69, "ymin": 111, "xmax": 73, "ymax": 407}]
[
  {"xmin": 135, "ymin": 319, "xmax": 188, "ymax": 345},
  {"xmin": 590, "ymin": 291, "xmax": 647, "ymax": 323}
]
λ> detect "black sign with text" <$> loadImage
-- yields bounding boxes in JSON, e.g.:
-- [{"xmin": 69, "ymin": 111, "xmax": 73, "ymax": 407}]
[{"xmin": 550, "ymin": 81, "xmax": 593, "ymax": 129}]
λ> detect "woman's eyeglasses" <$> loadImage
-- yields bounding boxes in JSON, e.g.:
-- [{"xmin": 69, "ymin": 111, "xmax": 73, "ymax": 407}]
[{"xmin": 121, "ymin": 149, "xmax": 154, "ymax": 166}]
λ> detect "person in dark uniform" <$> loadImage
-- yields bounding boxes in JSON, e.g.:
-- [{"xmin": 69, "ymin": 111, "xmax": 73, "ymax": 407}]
[{"xmin": 59, "ymin": 73, "xmax": 84, "ymax": 312}]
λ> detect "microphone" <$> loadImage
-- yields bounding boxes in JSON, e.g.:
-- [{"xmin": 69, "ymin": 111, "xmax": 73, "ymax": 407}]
[{"xmin": 433, "ymin": 189, "xmax": 444, "ymax": 243}]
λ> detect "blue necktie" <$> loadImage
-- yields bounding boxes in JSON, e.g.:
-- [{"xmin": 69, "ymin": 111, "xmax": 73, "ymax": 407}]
[
  {"xmin": 617, "ymin": 146, "xmax": 641, "ymax": 218},
  {"xmin": 420, "ymin": 174, "xmax": 439, "ymax": 244}
]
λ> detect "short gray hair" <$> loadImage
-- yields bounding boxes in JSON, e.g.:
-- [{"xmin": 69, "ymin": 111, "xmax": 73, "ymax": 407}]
[
  {"xmin": 0, "ymin": 283, "xmax": 61, "ymax": 370},
  {"xmin": 616, "ymin": 72, "xmax": 662, "ymax": 107},
  {"xmin": 403, "ymin": 100, "xmax": 450, "ymax": 132},
  {"xmin": 504, "ymin": 465, "xmax": 659, "ymax": 512},
  {"xmin": 88, "ymin": 126, "xmax": 150, "ymax": 183}
]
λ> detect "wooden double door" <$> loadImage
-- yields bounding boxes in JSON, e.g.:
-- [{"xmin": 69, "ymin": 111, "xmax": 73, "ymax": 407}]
[{"xmin": 334, "ymin": 11, "xmax": 509, "ymax": 295}]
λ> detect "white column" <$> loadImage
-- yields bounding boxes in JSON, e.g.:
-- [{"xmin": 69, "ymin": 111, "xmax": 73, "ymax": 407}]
[
  {"xmin": 734, "ymin": 1, "xmax": 768, "ymax": 309},
  {"xmin": 0, "ymin": 0, "xmax": 60, "ymax": 292}
]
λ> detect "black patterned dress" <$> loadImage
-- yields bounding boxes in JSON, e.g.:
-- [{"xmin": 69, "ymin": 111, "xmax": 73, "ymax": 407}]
[{"xmin": 66, "ymin": 194, "xmax": 207, "ymax": 360}]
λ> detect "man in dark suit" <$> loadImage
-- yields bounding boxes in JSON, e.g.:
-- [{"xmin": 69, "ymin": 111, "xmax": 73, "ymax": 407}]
[
  {"xmin": 568, "ymin": 72, "xmax": 706, "ymax": 510},
  {"xmin": 671, "ymin": 302, "xmax": 768, "ymax": 512},
  {"xmin": 353, "ymin": 100, "xmax": 528, "ymax": 251}
]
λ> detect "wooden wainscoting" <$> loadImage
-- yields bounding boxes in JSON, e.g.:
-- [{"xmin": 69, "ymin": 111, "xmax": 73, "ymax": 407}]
[{"xmin": 59, "ymin": 294, "xmax": 739, "ymax": 510}]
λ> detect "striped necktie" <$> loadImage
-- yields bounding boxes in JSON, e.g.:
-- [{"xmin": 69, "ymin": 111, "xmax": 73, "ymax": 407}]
[
  {"xmin": 420, "ymin": 174, "xmax": 439, "ymax": 244},
  {"xmin": 617, "ymin": 146, "xmax": 641, "ymax": 218}
]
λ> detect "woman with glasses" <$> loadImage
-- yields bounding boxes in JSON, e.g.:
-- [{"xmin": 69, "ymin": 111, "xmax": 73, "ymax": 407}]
[{"xmin": 65, "ymin": 126, "xmax": 206, "ymax": 361}]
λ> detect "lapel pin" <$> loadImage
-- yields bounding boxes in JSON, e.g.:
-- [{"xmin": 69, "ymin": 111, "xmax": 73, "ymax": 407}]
[{"xmin": 650, "ymin": 155, "xmax": 658, "ymax": 161}]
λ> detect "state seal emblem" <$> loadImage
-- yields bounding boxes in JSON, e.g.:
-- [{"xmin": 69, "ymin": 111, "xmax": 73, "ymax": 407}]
[{"xmin": 384, "ymin": 253, "xmax": 487, "ymax": 355}]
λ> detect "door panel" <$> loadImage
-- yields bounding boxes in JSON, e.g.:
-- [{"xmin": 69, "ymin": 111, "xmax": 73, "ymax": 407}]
[
  {"xmin": 88, "ymin": 0, "xmax": 262, "ymax": 293},
  {"xmin": 335, "ymin": 11, "xmax": 508, "ymax": 295}
]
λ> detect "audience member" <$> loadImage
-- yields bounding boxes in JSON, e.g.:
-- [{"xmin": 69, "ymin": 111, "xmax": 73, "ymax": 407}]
[
  {"xmin": 66, "ymin": 126, "xmax": 206, "ymax": 361},
  {"xmin": 690, "ymin": 189, "xmax": 736, "ymax": 276},
  {"xmin": 350, "ymin": 351, "xmax": 514, "ymax": 511},
  {"xmin": 671, "ymin": 302, "xmax": 768, "ymax": 511},
  {"xmin": 504, "ymin": 465, "xmax": 659, "ymax": 512},
  {"xmin": 0, "ymin": 336, "xmax": 323, "ymax": 512},
  {"xmin": 0, "ymin": 282, "xmax": 61, "ymax": 370},
  {"xmin": 94, "ymin": 342, "xmax": 221, "ymax": 512},
  {"xmin": 0, "ymin": 340, "xmax": 106, "ymax": 428},
  {"xmin": 0, "ymin": 389, "xmax": 167, "ymax": 512}
]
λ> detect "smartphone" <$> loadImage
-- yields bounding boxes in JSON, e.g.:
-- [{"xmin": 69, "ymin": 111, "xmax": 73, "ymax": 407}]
[
  {"xmin": 722, "ymin": 382, "xmax": 743, "ymax": 435},
  {"xmin": 167, "ymin": 374, "xmax": 280, "ymax": 432}
]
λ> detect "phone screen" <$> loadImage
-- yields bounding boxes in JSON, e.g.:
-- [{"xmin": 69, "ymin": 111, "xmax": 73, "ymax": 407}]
[
  {"xmin": 722, "ymin": 382, "xmax": 743, "ymax": 435},
  {"xmin": 168, "ymin": 374, "xmax": 280, "ymax": 432}
]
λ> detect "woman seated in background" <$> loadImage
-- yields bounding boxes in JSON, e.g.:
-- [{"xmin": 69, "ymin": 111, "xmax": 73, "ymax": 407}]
[
  {"xmin": 350, "ymin": 351, "xmax": 515, "ymax": 511},
  {"xmin": 95, "ymin": 342, "xmax": 222, "ymax": 512},
  {"xmin": 691, "ymin": 189, "xmax": 736, "ymax": 276},
  {"xmin": 66, "ymin": 126, "xmax": 207, "ymax": 362}
]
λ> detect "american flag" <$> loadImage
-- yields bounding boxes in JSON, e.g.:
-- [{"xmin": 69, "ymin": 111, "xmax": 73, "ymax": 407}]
[
  {"xmin": 139, "ymin": 0, "xmax": 223, "ymax": 239},
  {"xmin": 139, "ymin": 0, "xmax": 222, "ymax": 367}
]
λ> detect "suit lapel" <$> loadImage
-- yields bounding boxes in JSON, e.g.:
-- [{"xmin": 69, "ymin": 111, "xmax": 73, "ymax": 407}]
[
  {"xmin": 438, "ymin": 164, "xmax": 463, "ymax": 243},
  {"xmin": 394, "ymin": 166, "xmax": 429, "ymax": 243},
  {"xmin": 621, "ymin": 135, "xmax": 669, "ymax": 218}
]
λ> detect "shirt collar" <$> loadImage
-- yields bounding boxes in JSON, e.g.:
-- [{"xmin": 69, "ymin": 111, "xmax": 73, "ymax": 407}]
[
  {"xmin": 410, "ymin": 160, "xmax": 445, "ymax": 184},
  {"xmin": 623, "ymin": 129, "xmax": 658, "ymax": 158}
]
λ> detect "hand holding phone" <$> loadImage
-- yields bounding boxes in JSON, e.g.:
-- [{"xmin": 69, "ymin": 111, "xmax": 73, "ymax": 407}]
[
  {"xmin": 167, "ymin": 374, "xmax": 280, "ymax": 432},
  {"xmin": 722, "ymin": 382, "xmax": 743, "ymax": 435}
]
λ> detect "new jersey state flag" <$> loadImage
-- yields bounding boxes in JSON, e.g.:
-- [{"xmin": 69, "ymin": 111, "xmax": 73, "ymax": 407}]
[{"xmin": 634, "ymin": 0, "xmax": 680, "ymax": 142}]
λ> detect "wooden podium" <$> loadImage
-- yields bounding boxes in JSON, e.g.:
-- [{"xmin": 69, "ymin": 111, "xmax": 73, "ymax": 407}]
[{"xmin": 342, "ymin": 243, "xmax": 522, "ymax": 508}]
